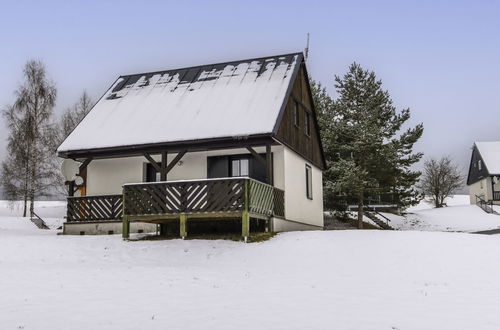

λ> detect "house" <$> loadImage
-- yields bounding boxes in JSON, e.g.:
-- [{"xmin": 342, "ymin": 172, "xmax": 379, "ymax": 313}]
[
  {"xmin": 467, "ymin": 141, "xmax": 500, "ymax": 205},
  {"xmin": 57, "ymin": 52, "xmax": 326, "ymax": 240}
]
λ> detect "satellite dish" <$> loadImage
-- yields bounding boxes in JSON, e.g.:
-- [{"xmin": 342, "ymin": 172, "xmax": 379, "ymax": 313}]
[
  {"xmin": 494, "ymin": 176, "xmax": 499, "ymax": 184},
  {"xmin": 61, "ymin": 159, "xmax": 80, "ymax": 181},
  {"xmin": 74, "ymin": 175, "xmax": 84, "ymax": 186}
]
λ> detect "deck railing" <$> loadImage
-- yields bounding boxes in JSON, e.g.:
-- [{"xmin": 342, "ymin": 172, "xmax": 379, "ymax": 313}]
[
  {"xmin": 476, "ymin": 195, "xmax": 494, "ymax": 214},
  {"xmin": 67, "ymin": 194, "xmax": 123, "ymax": 222},
  {"xmin": 123, "ymin": 177, "xmax": 285, "ymax": 219},
  {"xmin": 493, "ymin": 191, "xmax": 500, "ymax": 201}
]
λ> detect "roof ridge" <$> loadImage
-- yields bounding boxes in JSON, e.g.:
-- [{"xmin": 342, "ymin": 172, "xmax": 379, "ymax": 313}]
[{"xmin": 118, "ymin": 52, "xmax": 304, "ymax": 79}]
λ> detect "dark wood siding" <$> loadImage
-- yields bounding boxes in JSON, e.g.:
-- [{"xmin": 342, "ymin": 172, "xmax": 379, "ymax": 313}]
[
  {"xmin": 467, "ymin": 145, "xmax": 490, "ymax": 185},
  {"xmin": 275, "ymin": 64, "xmax": 325, "ymax": 169}
]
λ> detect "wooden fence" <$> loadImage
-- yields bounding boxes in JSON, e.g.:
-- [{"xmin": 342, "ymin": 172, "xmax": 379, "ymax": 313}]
[
  {"xmin": 66, "ymin": 178, "xmax": 285, "ymax": 222},
  {"xmin": 123, "ymin": 178, "xmax": 285, "ymax": 219},
  {"xmin": 67, "ymin": 194, "xmax": 123, "ymax": 222}
]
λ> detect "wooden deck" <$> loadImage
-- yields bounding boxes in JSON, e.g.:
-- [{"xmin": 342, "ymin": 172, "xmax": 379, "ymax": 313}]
[{"xmin": 66, "ymin": 178, "xmax": 284, "ymax": 241}]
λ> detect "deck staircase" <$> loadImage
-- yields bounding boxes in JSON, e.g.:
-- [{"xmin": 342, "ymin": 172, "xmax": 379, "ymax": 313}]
[
  {"xmin": 30, "ymin": 211, "xmax": 49, "ymax": 229},
  {"xmin": 475, "ymin": 195, "xmax": 498, "ymax": 215},
  {"xmin": 364, "ymin": 211, "xmax": 394, "ymax": 230}
]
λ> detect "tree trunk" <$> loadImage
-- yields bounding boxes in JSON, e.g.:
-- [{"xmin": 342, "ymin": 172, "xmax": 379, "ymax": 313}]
[
  {"xmin": 29, "ymin": 195, "xmax": 35, "ymax": 218},
  {"xmin": 23, "ymin": 195, "xmax": 27, "ymax": 218},
  {"xmin": 357, "ymin": 193, "xmax": 364, "ymax": 229}
]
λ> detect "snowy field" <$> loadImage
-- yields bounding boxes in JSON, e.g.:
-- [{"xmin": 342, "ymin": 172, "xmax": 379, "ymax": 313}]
[
  {"xmin": 2, "ymin": 202, "xmax": 500, "ymax": 329},
  {"xmin": 385, "ymin": 195, "xmax": 500, "ymax": 232},
  {"xmin": 0, "ymin": 200, "xmax": 66, "ymax": 229}
]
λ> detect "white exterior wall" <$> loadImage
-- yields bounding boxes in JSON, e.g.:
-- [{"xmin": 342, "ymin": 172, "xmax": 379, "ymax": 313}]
[
  {"xmin": 276, "ymin": 146, "xmax": 323, "ymax": 231},
  {"xmin": 86, "ymin": 146, "xmax": 286, "ymax": 195},
  {"xmin": 83, "ymin": 145, "xmax": 323, "ymax": 232},
  {"xmin": 469, "ymin": 177, "xmax": 492, "ymax": 204}
]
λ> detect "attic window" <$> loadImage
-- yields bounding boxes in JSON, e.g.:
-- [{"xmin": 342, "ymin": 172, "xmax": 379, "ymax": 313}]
[
  {"xmin": 305, "ymin": 111, "xmax": 311, "ymax": 136},
  {"xmin": 294, "ymin": 101, "xmax": 300, "ymax": 127},
  {"xmin": 478, "ymin": 160, "xmax": 482, "ymax": 171}
]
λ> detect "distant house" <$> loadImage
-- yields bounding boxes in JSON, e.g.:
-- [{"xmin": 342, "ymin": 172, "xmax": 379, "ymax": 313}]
[
  {"xmin": 467, "ymin": 141, "xmax": 500, "ymax": 205},
  {"xmin": 57, "ymin": 52, "xmax": 326, "ymax": 239}
]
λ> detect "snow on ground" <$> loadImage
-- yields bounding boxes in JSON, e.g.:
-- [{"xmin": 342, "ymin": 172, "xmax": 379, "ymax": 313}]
[
  {"xmin": 0, "ymin": 200, "xmax": 66, "ymax": 229},
  {"xmin": 386, "ymin": 195, "xmax": 500, "ymax": 232},
  {"xmin": 2, "ymin": 217, "xmax": 500, "ymax": 329}
]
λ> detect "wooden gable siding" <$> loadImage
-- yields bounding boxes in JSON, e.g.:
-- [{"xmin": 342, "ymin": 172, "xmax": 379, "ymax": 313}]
[
  {"xmin": 274, "ymin": 64, "xmax": 325, "ymax": 170},
  {"xmin": 467, "ymin": 145, "xmax": 490, "ymax": 185}
]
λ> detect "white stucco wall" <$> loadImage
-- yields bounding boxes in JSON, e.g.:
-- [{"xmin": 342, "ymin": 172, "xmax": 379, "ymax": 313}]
[
  {"xmin": 469, "ymin": 177, "xmax": 491, "ymax": 204},
  {"xmin": 86, "ymin": 157, "xmax": 144, "ymax": 195},
  {"xmin": 86, "ymin": 146, "xmax": 285, "ymax": 195},
  {"xmin": 279, "ymin": 146, "xmax": 324, "ymax": 230},
  {"xmin": 83, "ymin": 145, "xmax": 323, "ymax": 232}
]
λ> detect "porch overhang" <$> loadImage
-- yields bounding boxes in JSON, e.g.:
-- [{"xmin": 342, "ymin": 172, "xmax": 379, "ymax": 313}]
[{"xmin": 57, "ymin": 134, "xmax": 277, "ymax": 160}]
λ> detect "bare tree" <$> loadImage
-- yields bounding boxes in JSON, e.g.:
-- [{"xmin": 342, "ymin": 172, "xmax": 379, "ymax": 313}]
[
  {"xmin": 0, "ymin": 60, "xmax": 58, "ymax": 217},
  {"xmin": 59, "ymin": 90, "xmax": 93, "ymax": 143},
  {"xmin": 419, "ymin": 157, "xmax": 464, "ymax": 208}
]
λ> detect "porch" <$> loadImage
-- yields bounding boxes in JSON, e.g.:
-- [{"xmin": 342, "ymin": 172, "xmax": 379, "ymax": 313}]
[{"xmin": 67, "ymin": 177, "xmax": 284, "ymax": 241}]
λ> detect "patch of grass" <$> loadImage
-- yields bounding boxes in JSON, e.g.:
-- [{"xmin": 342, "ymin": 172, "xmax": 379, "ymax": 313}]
[{"xmin": 129, "ymin": 231, "xmax": 277, "ymax": 243}]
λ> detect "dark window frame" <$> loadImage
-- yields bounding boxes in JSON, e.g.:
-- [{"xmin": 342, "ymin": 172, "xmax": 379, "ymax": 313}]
[
  {"xmin": 305, "ymin": 111, "xmax": 311, "ymax": 137},
  {"xmin": 293, "ymin": 100, "xmax": 300, "ymax": 128},
  {"xmin": 305, "ymin": 164, "xmax": 313, "ymax": 200}
]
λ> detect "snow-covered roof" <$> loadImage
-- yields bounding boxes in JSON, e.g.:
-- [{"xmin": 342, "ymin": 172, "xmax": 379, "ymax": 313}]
[
  {"xmin": 475, "ymin": 141, "xmax": 500, "ymax": 175},
  {"xmin": 57, "ymin": 53, "xmax": 301, "ymax": 153}
]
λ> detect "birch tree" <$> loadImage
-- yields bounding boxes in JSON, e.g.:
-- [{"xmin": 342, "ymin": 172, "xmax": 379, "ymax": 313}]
[{"xmin": 0, "ymin": 60, "xmax": 58, "ymax": 217}]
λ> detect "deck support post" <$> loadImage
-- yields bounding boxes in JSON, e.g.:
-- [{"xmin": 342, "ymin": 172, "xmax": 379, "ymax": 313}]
[
  {"xmin": 160, "ymin": 151, "xmax": 168, "ymax": 181},
  {"xmin": 122, "ymin": 216, "xmax": 130, "ymax": 239},
  {"xmin": 266, "ymin": 144, "xmax": 273, "ymax": 185},
  {"xmin": 122, "ymin": 187, "xmax": 129, "ymax": 239},
  {"xmin": 242, "ymin": 180, "xmax": 250, "ymax": 242},
  {"xmin": 180, "ymin": 214, "xmax": 187, "ymax": 239}
]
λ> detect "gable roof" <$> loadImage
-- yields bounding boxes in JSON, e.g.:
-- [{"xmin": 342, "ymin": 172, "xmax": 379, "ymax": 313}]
[
  {"xmin": 475, "ymin": 141, "xmax": 500, "ymax": 175},
  {"xmin": 57, "ymin": 53, "xmax": 303, "ymax": 154}
]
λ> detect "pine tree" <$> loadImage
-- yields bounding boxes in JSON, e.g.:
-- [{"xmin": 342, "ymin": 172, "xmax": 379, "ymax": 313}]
[
  {"xmin": 0, "ymin": 60, "xmax": 58, "ymax": 217},
  {"xmin": 312, "ymin": 63, "xmax": 423, "ymax": 228}
]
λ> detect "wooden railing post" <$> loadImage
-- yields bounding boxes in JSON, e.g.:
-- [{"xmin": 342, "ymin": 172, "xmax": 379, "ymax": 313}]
[
  {"xmin": 242, "ymin": 179, "xmax": 250, "ymax": 242},
  {"xmin": 122, "ymin": 188, "xmax": 130, "ymax": 239}
]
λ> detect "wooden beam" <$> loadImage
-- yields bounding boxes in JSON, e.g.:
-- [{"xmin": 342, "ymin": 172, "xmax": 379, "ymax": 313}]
[
  {"xmin": 79, "ymin": 158, "xmax": 92, "ymax": 172},
  {"xmin": 246, "ymin": 147, "xmax": 266, "ymax": 165},
  {"xmin": 160, "ymin": 151, "xmax": 168, "ymax": 181},
  {"xmin": 242, "ymin": 180, "xmax": 250, "ymax": 243},
  {"xmin": 165, "ymin": 150, "xmax": 187, "ymax": 174},
  {"xmin": 143, "ymin": 153, "xmax": 161, "ymax": 172},
  {"xmin": 266, "ymin": 144, "xmax": 273, "ymax": 185}
]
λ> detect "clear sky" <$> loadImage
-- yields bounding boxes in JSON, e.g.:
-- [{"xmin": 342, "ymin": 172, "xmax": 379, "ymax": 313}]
[{"xmin": 0, "ymin": 0, "xmax": 499, "ymax": 175}]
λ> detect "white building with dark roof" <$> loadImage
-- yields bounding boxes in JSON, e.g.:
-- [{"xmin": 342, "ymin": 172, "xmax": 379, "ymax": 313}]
[
  {"xmin": 58, "ymin": 52, "xmax": 326, "ymax": 239},
  {"xmin": 467, "ymin": 141, "xmax": 500, "ymax": 205}
]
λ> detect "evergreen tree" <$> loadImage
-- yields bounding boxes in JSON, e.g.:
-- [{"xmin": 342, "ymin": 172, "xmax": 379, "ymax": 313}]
[
  {"xmin": 0, "ymin": 60, "xmax": 58, "ymax": 217},
  {"xmin": 312, "ymin": 63, "xmax": 423, "ymax": 228}
]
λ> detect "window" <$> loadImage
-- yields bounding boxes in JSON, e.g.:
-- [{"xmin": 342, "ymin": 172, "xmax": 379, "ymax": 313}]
[
  {"xmin": 305, "ymin": 164, "xmax": 313, "ymax": 199},
  {"xmin": 294, "ymin": 100, "xmax": 300, "ymax": 127},
  {"xmin": 478, "ymin": 160, "xmax": 482, "ymax": 171},
  {"xmin": 305, "ymin": 111, "xmax": 311, "ymax": 136},
  {"xmin": 145, "ymin": 163, "xmax": 162, "ymax": 182},
  {"xmin": 231, "ymin": 158, "xmax": 249, "ymax": 177}
]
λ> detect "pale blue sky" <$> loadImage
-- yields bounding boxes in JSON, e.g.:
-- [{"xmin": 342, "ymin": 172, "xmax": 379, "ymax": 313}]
[{"xmin": 0, "ymin": 0, "xmax": 499, "ymax": 172}]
